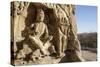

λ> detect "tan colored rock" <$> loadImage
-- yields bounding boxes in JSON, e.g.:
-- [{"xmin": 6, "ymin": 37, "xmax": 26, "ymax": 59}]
[
  {"xmin": 17, "ymin": 50, "xmax": 26, "ymax": 59},
  {"xmin": 11, "ymin": 1, "xmax": 84, "ymax": 65},
  {"xmin": 23, "ymin": 44, "xmax": 32, "ymax": 55},
  {"xmin": 32, "ymin": 49, "xmax": 42, "ymax": 61}
]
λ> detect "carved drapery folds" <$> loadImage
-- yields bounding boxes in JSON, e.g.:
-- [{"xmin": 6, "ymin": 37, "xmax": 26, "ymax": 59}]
[{"xmin": 11, "ymin": 1, "xmax": 84, "ymax": 65}]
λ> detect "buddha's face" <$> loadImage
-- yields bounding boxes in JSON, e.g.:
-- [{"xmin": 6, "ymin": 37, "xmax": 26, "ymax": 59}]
[{"xmin": 36, "ymin": 9, "xmax": 44, "ymax": 22}]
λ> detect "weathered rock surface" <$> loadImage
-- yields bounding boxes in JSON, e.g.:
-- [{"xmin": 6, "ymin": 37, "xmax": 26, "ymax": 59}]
[{"xmin": 11, "ymin": 1, "xmax": 84, "ymax": 66}]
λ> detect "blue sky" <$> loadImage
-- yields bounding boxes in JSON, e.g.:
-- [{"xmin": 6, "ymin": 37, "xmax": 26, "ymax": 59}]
[{"xmin": 75, "ymin": 5, "xmax": 97, "ymax": 33}]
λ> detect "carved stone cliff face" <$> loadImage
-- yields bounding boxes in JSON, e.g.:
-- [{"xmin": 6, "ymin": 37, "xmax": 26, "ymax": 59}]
[{"xmin": 11, "ymin": 1, "xmax": 84, "ymax": 66}]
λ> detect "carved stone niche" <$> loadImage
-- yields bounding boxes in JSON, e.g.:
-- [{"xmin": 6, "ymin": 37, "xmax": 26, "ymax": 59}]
[{"xmin": 11, "ymin": 1, "xmax": 84, "ymax": 66}]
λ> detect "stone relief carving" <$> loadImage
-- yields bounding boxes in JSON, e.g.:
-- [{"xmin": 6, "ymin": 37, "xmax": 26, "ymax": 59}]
[{"xmin": 11, "ymin": 1, "xmax": 84, "ymax": 65}]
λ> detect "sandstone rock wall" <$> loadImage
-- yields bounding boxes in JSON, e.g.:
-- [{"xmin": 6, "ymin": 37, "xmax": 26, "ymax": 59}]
[{"xmin": 11, "ymin": 1, "xmax": 84, "ymax": 66}]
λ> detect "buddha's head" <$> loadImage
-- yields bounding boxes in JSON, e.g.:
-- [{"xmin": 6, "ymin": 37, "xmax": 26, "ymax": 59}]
[{"xmin": 36, "ymin": 9, "xmax": 45, "ymax": 22}]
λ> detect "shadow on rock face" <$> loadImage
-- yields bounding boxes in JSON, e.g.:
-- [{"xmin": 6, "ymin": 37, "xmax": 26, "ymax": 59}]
[{"xmin": 59, "ymin": 50, "xmax": 84, "ymax": 63}]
